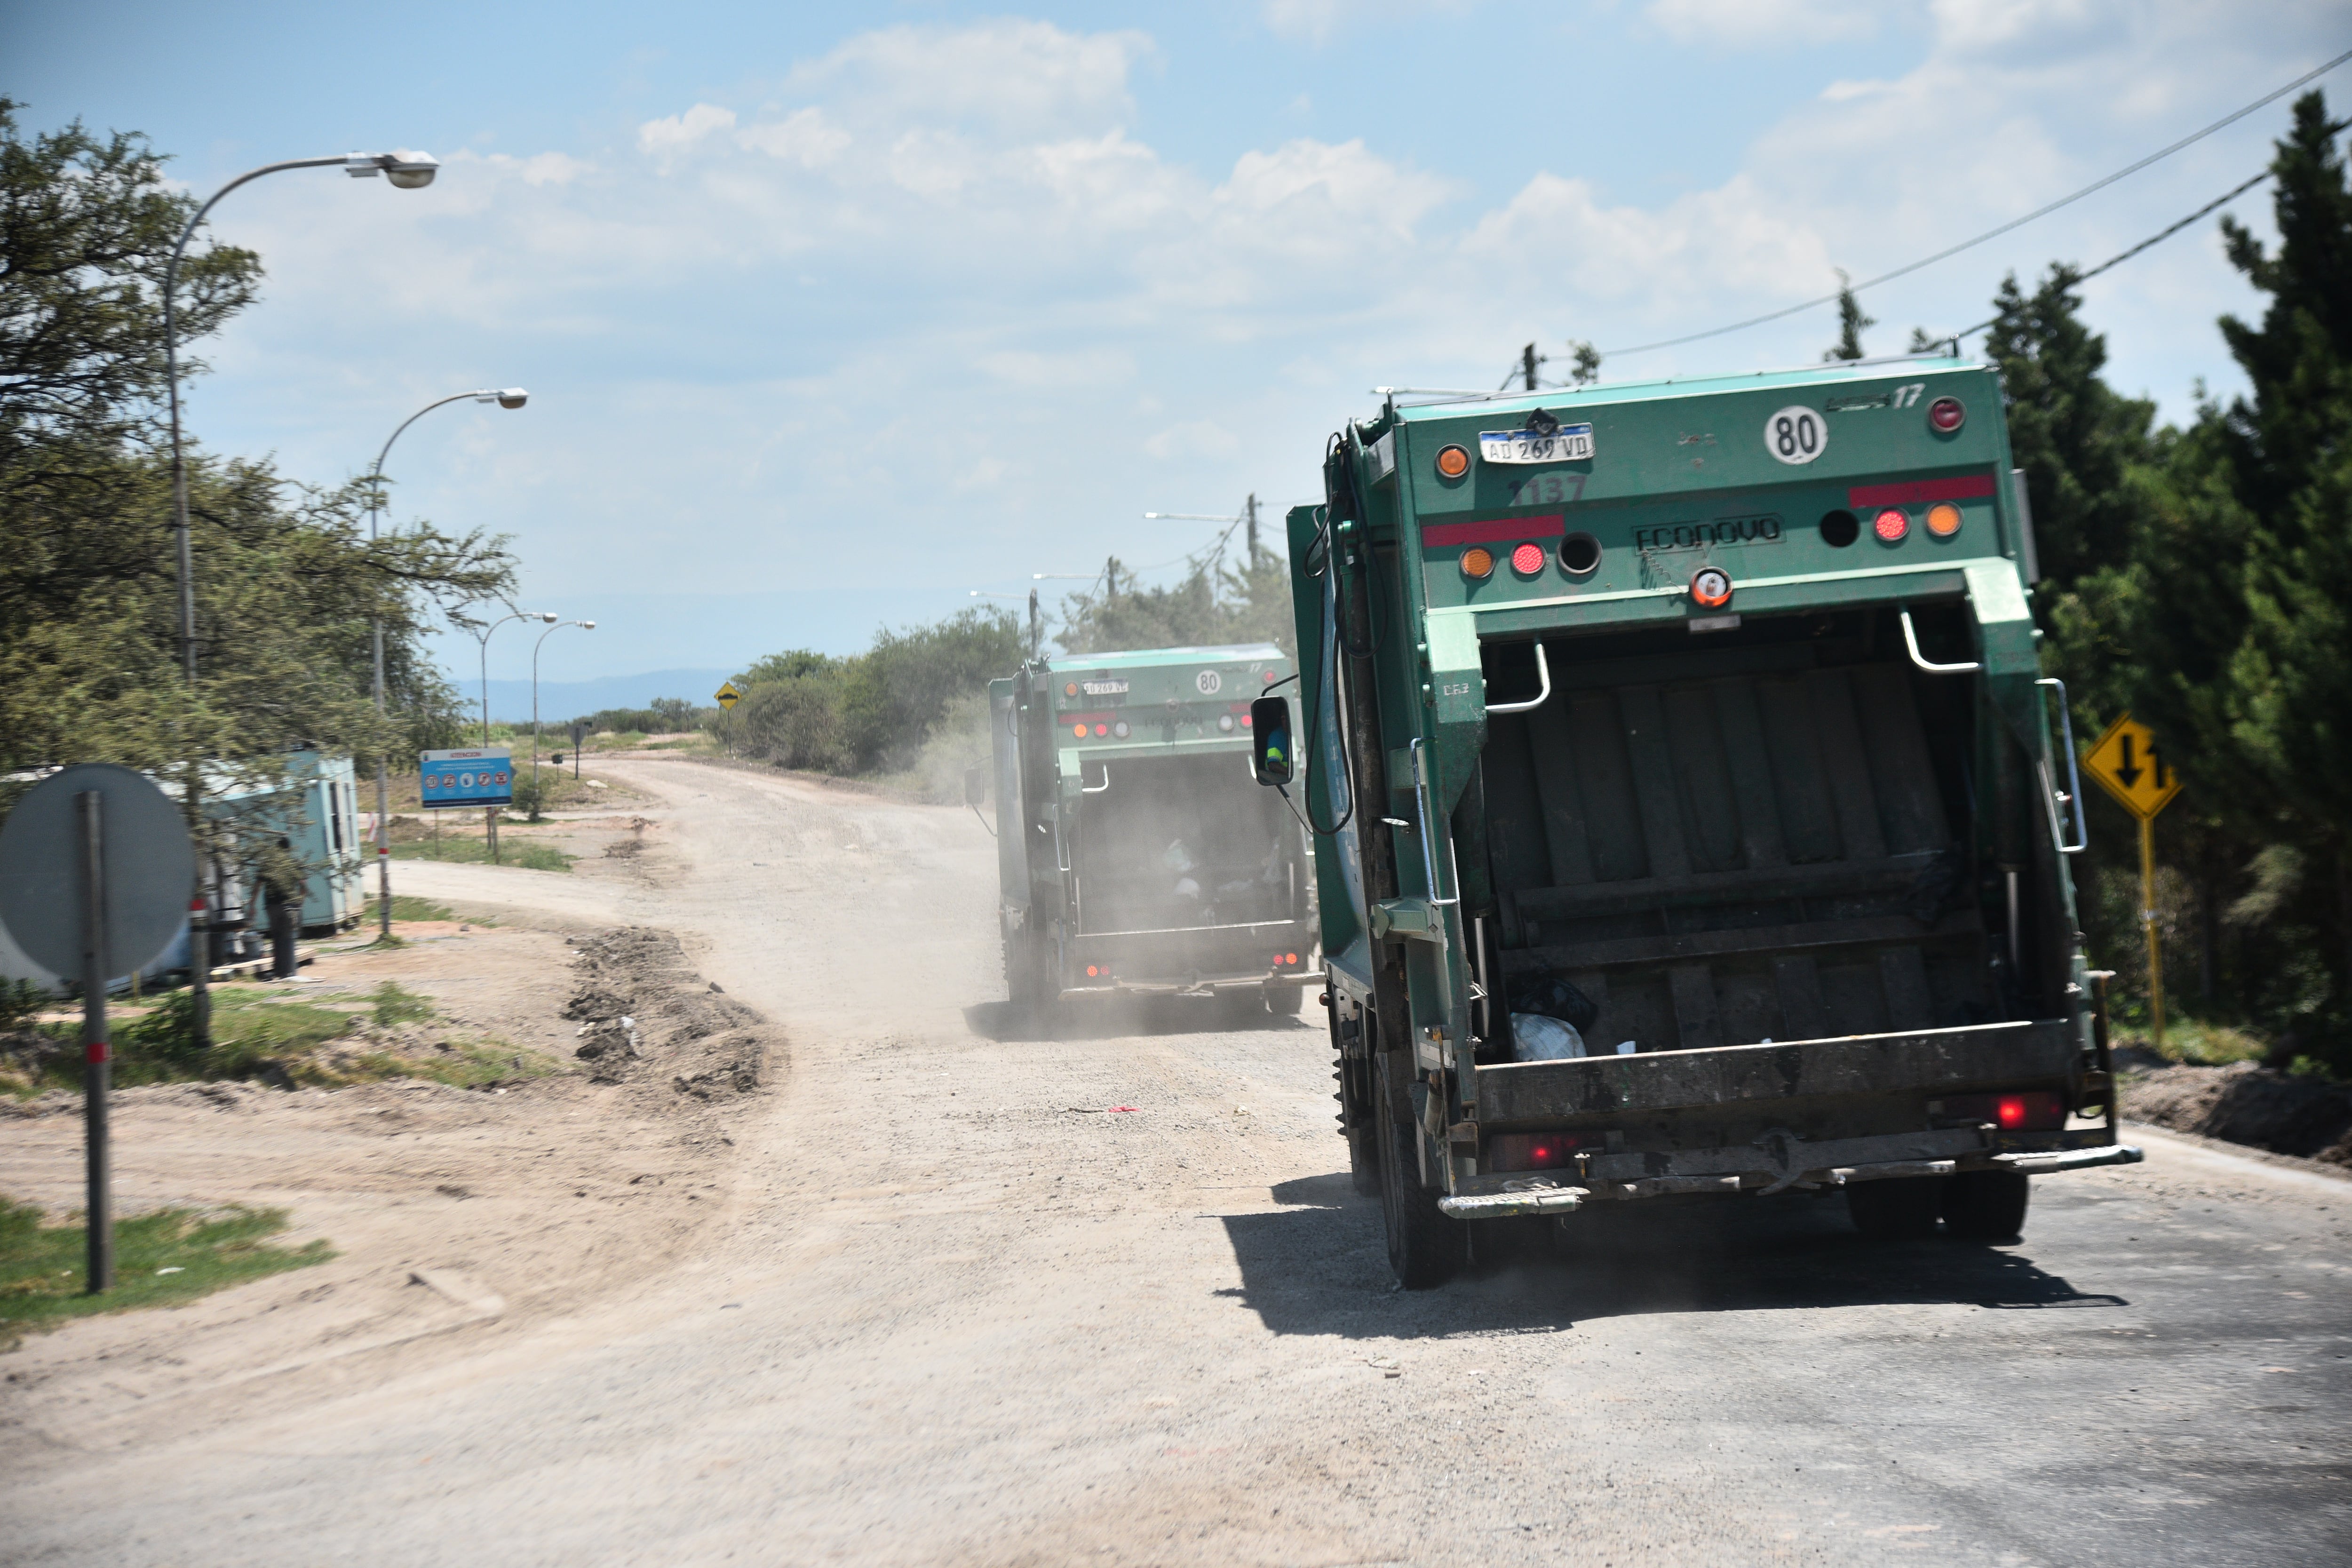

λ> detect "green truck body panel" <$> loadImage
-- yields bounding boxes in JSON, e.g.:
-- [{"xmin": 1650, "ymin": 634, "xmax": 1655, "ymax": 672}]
[
  {"xmin": 988, "ymin": 644, "xmax": 1314, "ymax": 1005},
  {"xmin": 1285, "ymin": 357, "xmax": 2122, "ymax": 1252}
]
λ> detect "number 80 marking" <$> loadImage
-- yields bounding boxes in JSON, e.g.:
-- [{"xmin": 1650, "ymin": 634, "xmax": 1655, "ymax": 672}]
[{"xmin": 1764, "ymin": 405, "xmax": 1827, "ymax": 465}]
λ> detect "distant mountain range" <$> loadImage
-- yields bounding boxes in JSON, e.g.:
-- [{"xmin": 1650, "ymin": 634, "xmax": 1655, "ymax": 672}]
[{"xmin": 470, "ymin": 668, "xmax": 739, "ymax": 724}]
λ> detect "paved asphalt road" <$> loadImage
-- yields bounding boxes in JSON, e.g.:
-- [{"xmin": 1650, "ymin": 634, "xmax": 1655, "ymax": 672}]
[{"xmin": 7, "ymin": 756, "xmax": 2348, "ymax": 1566}]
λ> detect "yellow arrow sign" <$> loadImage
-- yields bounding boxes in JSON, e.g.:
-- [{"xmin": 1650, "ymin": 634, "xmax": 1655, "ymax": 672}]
[
  {"xmin": 714, "ymin": 680, "xmax": 741, "ymax": 711},
  {"xmin": 2082, "ymin": 711, "xmax": 2181, "ymax": 820}
]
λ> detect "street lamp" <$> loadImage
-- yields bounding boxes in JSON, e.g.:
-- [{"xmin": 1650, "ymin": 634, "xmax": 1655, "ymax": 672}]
[
  {"xmin": 160, "ymin": 146, "xmax": 439, "ymax": 1037},
  {"xmin": 461, "ymin": 607, "xmax": 555, "ymax": 866},
  {"xmin": 973, "ymin": 588, "xmax": 1043, "ymax": 661},
  {"xmin": 531, "ymin": 620, "xmax": 595, "ymax": 793},
  {"xmin": 362, "ymin": 387, "xmax": 530, "ymax": 937}
]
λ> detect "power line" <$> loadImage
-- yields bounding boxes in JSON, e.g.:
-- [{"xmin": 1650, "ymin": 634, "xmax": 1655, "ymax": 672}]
[
  {"xmin": 1949, "ymin": 112, "xmax": 2350, "ymax": 342},
  {"xmin": 1597, "ymin": 44, "xmax": 2352, "ymax": 359}
]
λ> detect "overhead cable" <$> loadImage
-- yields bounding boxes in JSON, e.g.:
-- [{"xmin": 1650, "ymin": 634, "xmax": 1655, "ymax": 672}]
[{"xmin": 1597, "ymin": 45, "xmax": 2352, "ymax": 359}]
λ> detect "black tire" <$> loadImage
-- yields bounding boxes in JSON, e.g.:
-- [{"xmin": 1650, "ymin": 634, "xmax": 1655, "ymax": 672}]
[
  {"xmin": 1333, "ymin": 1016, "xmax": 1381, "ymax": 1196},
  {"xmin": 1375, "ymin": 1054, "xmax": 1465, "ymax": 1288},
  {"xmin": 1213, "ymin": 989, "xmax": 1266, "ymax": 1029},
  {"xmin": 1847, "ymin": 1177, "xmax": 1945, "ymax": 1240},
  {"xmin": 1005, "ymin": 923, "xmax": 1056, "ymax": 1026},
  {"xmin": 1267, "ymin": 983, "xmax": 1306, "ymax": 1017},
  {"xmin": 1942, "ymin": 1170, "xmax": 2030, "ymax": 1241}
]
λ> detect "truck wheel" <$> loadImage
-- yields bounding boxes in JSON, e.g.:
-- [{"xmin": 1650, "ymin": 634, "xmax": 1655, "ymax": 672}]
[
  {"xmin": 1847, "ymin": 1177, "xmax": 1944, "ymax": 1241},
  {"xmin": 1941, "ymin": 1170, "xmax": 2030, "ymax": 1241},
  {"xmin": 1376, "ymin": 1055, "xmax": 1465, "ymax": 1288},
  {"xmin": 1266, "ymin": 983, "xmax": 1305, "ymax": 1017}
]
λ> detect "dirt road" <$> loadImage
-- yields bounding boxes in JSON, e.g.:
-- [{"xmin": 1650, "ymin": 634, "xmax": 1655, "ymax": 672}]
[{"xmin": 6, "ymin": 756, "xmax": 2349, "ymax": 1566}]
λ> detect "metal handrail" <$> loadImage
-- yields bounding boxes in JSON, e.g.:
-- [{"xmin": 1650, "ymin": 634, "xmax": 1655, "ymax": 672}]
[
  {"xmin": 2036, "ymin": 677, "xmax": 2090, "ymax": 855},
  {"xmin": 1409, "ymin": 738, "xmax": 1459, "ymax": 909},
  {"xmin": 1899, "ymin": 608, "xmax": 1981, "ymax": 675},
  {"xmin": 1486, "ymin": 643, "xmax": 1552, "ymax": 714},
  {"xmin": 1081, "ymin": 764, "xmax": 1111, "ymax": 795}
]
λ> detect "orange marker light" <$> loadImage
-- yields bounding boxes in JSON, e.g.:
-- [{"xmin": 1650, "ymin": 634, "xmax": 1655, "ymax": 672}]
[
  {"xmin": 1925, "ymin": 501, "xmax": 1963, "ymax": 538},
  {"xmin": 1435, "ymin": 444, "xmax": 1471, "ymax": 479},
  {"xmin": 1072, "ymin": 723, "xmax": 1088, "ymax": 739},
  {"xmin": 1461, "ymin": 546, "xmax": 1495, "ymax": 579},
  {"xmin": 1874, "ymin": 508, "xmax": 1909, "ymax": 542},
  {"xmin": 1065, "ymin": 682, "xmax": 1078, "ymax": 697}
]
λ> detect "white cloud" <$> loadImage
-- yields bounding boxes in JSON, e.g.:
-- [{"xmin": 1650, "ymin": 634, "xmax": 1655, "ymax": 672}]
[
  {"xmin": 1261, "ymin": 0, "xmax": 1474, "ymax": 46},
  {"xmin": 735, "ymin": 109, "xmax": 851, "ymax": 168},
  {"xmin": 786, "ymin": 20, "xmax": 1152, "ymax": 136},
  {"xmin": 1146, "ymin": 421, "xmax": 1241, "ymax": 460},
  {"xmin": 637, "ymin": 103, "xmax": 737, "ymax": 159},
  {"xmin": 1645, "ymin": 0, "xmax": 1881, "ymax": 48}
]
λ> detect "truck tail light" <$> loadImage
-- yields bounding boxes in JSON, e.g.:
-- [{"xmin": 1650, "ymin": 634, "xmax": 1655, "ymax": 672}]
[
  {"xmin": 1487, "ymin": 1131, "xmax": 1592, "ymax": 1170},
  {"xmin": 1935, "ymin": 1090, "xmax": 2065, "ymax": 1130},
  {"xmin": 1461, "ymin": 546, "xmax": 1496, "ymax": 579},
  {"xmin": 1926, "ymin": 501, "xmax": 1963, "ymax": 537},
  {"xmin": 1928, "ymin": 396, "xmax": 1965, "ymax": 433},
  {"xmin": 1510, "ymin": 542, "xmax": 1546, "ymax": 576},
  {"xmin": 1436, "ymin": 444, "xmax": 1471, "ymax": 479},
  {"xmin": 1874, "ymin": 508, "xmax": 1909, "ymax": 542}
]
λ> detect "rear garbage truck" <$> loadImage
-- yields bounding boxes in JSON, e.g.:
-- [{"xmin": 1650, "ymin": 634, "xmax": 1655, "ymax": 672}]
[
  {"xmin": 1249, "ymin": 354, "xmax": 2139, "ymax": 1286},
  {"xmin": 986, "ymin": 644, "xmax": 1317, "ymax": 1022}
]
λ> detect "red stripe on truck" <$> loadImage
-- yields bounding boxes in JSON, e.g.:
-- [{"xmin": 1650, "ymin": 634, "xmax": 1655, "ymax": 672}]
[
  {"xmin": 1422, "ymin": 513, "xmax": 1565, "ymax": 548},
  {"xmin": 1847, "ymin": 473, "xmax": 1997, "ymax": 509}
]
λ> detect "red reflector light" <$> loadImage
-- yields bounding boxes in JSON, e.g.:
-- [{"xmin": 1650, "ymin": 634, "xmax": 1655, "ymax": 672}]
[
  {"xmin": 1874, "ymin": 508, "xmax": 1909, "ymax": 542},
  {"xmin": 1941, "ymin": 1090, "xmax": 2065, "ymax": 1130},
  {"xmin": 1094, "ymin": 723, "xmax": 1108, "ymax": 736},
  {"xmin": 1510, "ymin": 542, "xmax": 1545, "ymax": 576},
  {"xmin": 1928, "ymin": 396, "xmax": 1966, "ymax": 433},
  {"xmin": 1487, "ymin": 1131, "xmax": 1590, "ymax": 1171},
  {"xmin": 1997, "ymin": 1095, "xmax": 2028, "ymax": 1128},
  {"xmin": 1240, "ymin": 712, "xmax": 1252, "ymax": 728}
]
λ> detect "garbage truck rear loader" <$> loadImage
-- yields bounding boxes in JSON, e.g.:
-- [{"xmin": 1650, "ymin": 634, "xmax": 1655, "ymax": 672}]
[
  {"xmin": 990, "ymin": 645, "xmax": 1316, "ymax": 1021},
  {"xmin": 1255, "ymin": 358, "xmax": 2138, "ymax": 1287}
]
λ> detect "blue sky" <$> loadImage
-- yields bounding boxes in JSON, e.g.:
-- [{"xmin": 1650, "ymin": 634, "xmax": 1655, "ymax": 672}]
[{"xmin": 7, "ymin": 1, "xmax": 2347, "ymax": 688}]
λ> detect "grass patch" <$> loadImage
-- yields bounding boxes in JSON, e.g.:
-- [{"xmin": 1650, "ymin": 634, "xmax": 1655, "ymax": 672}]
[
  {"xmin": 2112, "ymin": 1015, "xmax": 2269, "ymax": 1066},
  {"xmin": 388, "ymin": 837, "xmax": 572, "ymax": 873},
  {"xmin": 0, "ymin": 985, "xmax": 556, "ymax": 1098},
  {"xmin": 364, "ymin": 893, "xmax": 455, "ymax": 923},
  {"xmin": 0, "ymin": 1196, "xmax": 331, "ymax": 1350}
]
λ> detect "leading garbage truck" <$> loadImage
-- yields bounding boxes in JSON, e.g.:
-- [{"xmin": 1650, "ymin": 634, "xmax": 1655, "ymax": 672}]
[
  {"xmin": 987, "ymin": 644, "xmax": 1317, "ymax": 1020},
  {"xmin": 1248, "ymin": 354, "xmax": 2139, "ymax": 1286}
]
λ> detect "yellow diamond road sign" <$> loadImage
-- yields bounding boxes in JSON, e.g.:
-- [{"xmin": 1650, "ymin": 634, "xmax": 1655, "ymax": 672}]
[
  {"xmin": 2082, "ymin": 712, "xmax": 2182, "ymax": 820},
  {"xmin": 714, "ymin": 681, "xmax": 741, "ymax": 711}
]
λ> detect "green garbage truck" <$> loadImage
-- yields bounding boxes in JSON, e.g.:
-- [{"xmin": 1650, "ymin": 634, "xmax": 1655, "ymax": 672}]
[
  {"xmin": 986, "ymin": 644, "xmax": 1317, "ymax": 1021},
  {"xmin": 1248, "ymin": 354, "xmax": 2139, "ymax": 1286}
]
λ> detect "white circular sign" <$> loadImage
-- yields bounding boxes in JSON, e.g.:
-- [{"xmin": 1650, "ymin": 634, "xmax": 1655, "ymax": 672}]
[
  {"xmin": 1764, "ymin": 406, "xmax": 1827, "ymax": 465},
  {"xmin": 1194, "ymin": 670, "xmax": 1222, "ymax": 695}
]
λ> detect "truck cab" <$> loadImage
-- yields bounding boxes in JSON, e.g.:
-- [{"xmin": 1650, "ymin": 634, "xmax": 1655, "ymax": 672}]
[
  {"xmin": 1271, "ymin": 356, "xmax": 2136, "ymax": 1285},
  {"xmin": 989, "ymin": 644, "xmax": 1316, "ymax": 1021}
]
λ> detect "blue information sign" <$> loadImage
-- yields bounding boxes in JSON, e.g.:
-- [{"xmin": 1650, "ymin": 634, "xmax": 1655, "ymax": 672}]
[{"xmin": 420, "ymin": 748, "xmax": 515, "ymax": 809}]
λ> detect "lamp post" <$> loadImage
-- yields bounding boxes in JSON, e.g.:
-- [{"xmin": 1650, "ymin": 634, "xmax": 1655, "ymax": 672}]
[
  {"xmin": 465, "ymin": 608, "xmax": 556, "ymax": 863},
  {"xmin": 162, "ymin": 147, "xmax": 439, "ymax": 1040},
  {"xmin": 531, "ymin": 620, "xmax": 595, "ymax": 794},
  {"xmin": 363, "ymin": 388, "xmax": 529, "ymax": 938},
  {"xmin": 971, "ymin": 588, "xmax": 1042, "ymax": 661}
]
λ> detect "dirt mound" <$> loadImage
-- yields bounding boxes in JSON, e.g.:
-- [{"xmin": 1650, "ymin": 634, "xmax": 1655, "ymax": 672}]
[
  {"xmin": 2122, "ymin": 1058, "xmax": 2352, "ymax": 1166},
  {"xmin": 562, "ymin": 927, "xmax": 773, "ymax": 1098}
]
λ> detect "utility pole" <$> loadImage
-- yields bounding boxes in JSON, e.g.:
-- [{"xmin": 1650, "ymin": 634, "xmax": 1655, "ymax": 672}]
[
  {"xmin": 1245, "ymin": 493, "xmax": 1259, "ymax": 559},
  {"xmin": 1105, "ymin": 557, "xmax": 1118, "ymax": 605},
  {"xmin": 1523, "ymin": 343, "xmax": 1541, "ymax": 391}
]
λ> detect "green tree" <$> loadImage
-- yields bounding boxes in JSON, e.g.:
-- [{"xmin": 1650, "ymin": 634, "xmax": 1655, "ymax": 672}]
[
  {"xmin": 1821, "ymin": 270, "xmax": 1874, "ymax": 362},
  {"xmin": 0, "ymin": 103, "xmax": 509, "ymax": 861},
  {"xmin": 2130, "ymin": 92, "xmax": 2352, "ymax": 1043},
  {"xmin": 1056, "ymin": 546, "xmax": 1295, "ymax": 657}
]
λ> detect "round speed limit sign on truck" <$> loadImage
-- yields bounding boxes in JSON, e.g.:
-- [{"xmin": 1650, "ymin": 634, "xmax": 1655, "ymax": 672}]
[{"xmin": 1764, "ymin": 406, "xmax": 1826, "ymax": 464}]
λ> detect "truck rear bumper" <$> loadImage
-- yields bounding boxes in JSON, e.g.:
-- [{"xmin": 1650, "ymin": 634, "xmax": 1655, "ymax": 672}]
[
  {"xmin": 1060, "ymin": 971, "xmax": 1322, "ymax": 998},
  {"xmin": 1476, "ymin": 1019, "xmax": 2079, "ymax": 1126},
  {"xmin": 1438, "ymin": 1141, "xmax": 2142, "ymax": 1219}
]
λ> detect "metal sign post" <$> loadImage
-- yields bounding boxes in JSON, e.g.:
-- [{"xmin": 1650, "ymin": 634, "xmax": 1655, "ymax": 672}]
[
  {"xmin": 77, "ymin": 792, "xmax": 113, "ymax": 1292},
  {"xmin": 2082, "ymin": 713, "xmax": 2185, "ymax": 1053},
  {"xmin": 0, "ymin": 764, "xmax": 196, "ymax": 1297}
]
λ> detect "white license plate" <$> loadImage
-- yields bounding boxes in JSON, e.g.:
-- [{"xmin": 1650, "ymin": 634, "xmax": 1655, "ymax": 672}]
[{"xmin": 1478, "ymin": 424, "xmax": 1594, "ymax": 465}]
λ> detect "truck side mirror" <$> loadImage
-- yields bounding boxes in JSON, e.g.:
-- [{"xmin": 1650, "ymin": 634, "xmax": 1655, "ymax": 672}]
[
  {"xmin": 1249, "ymin": 696, "xmax": 1293, "ymax": 786},
  {"xmin": 962, "ymin": 764, "xmax": 988, "ymax": 807}
]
